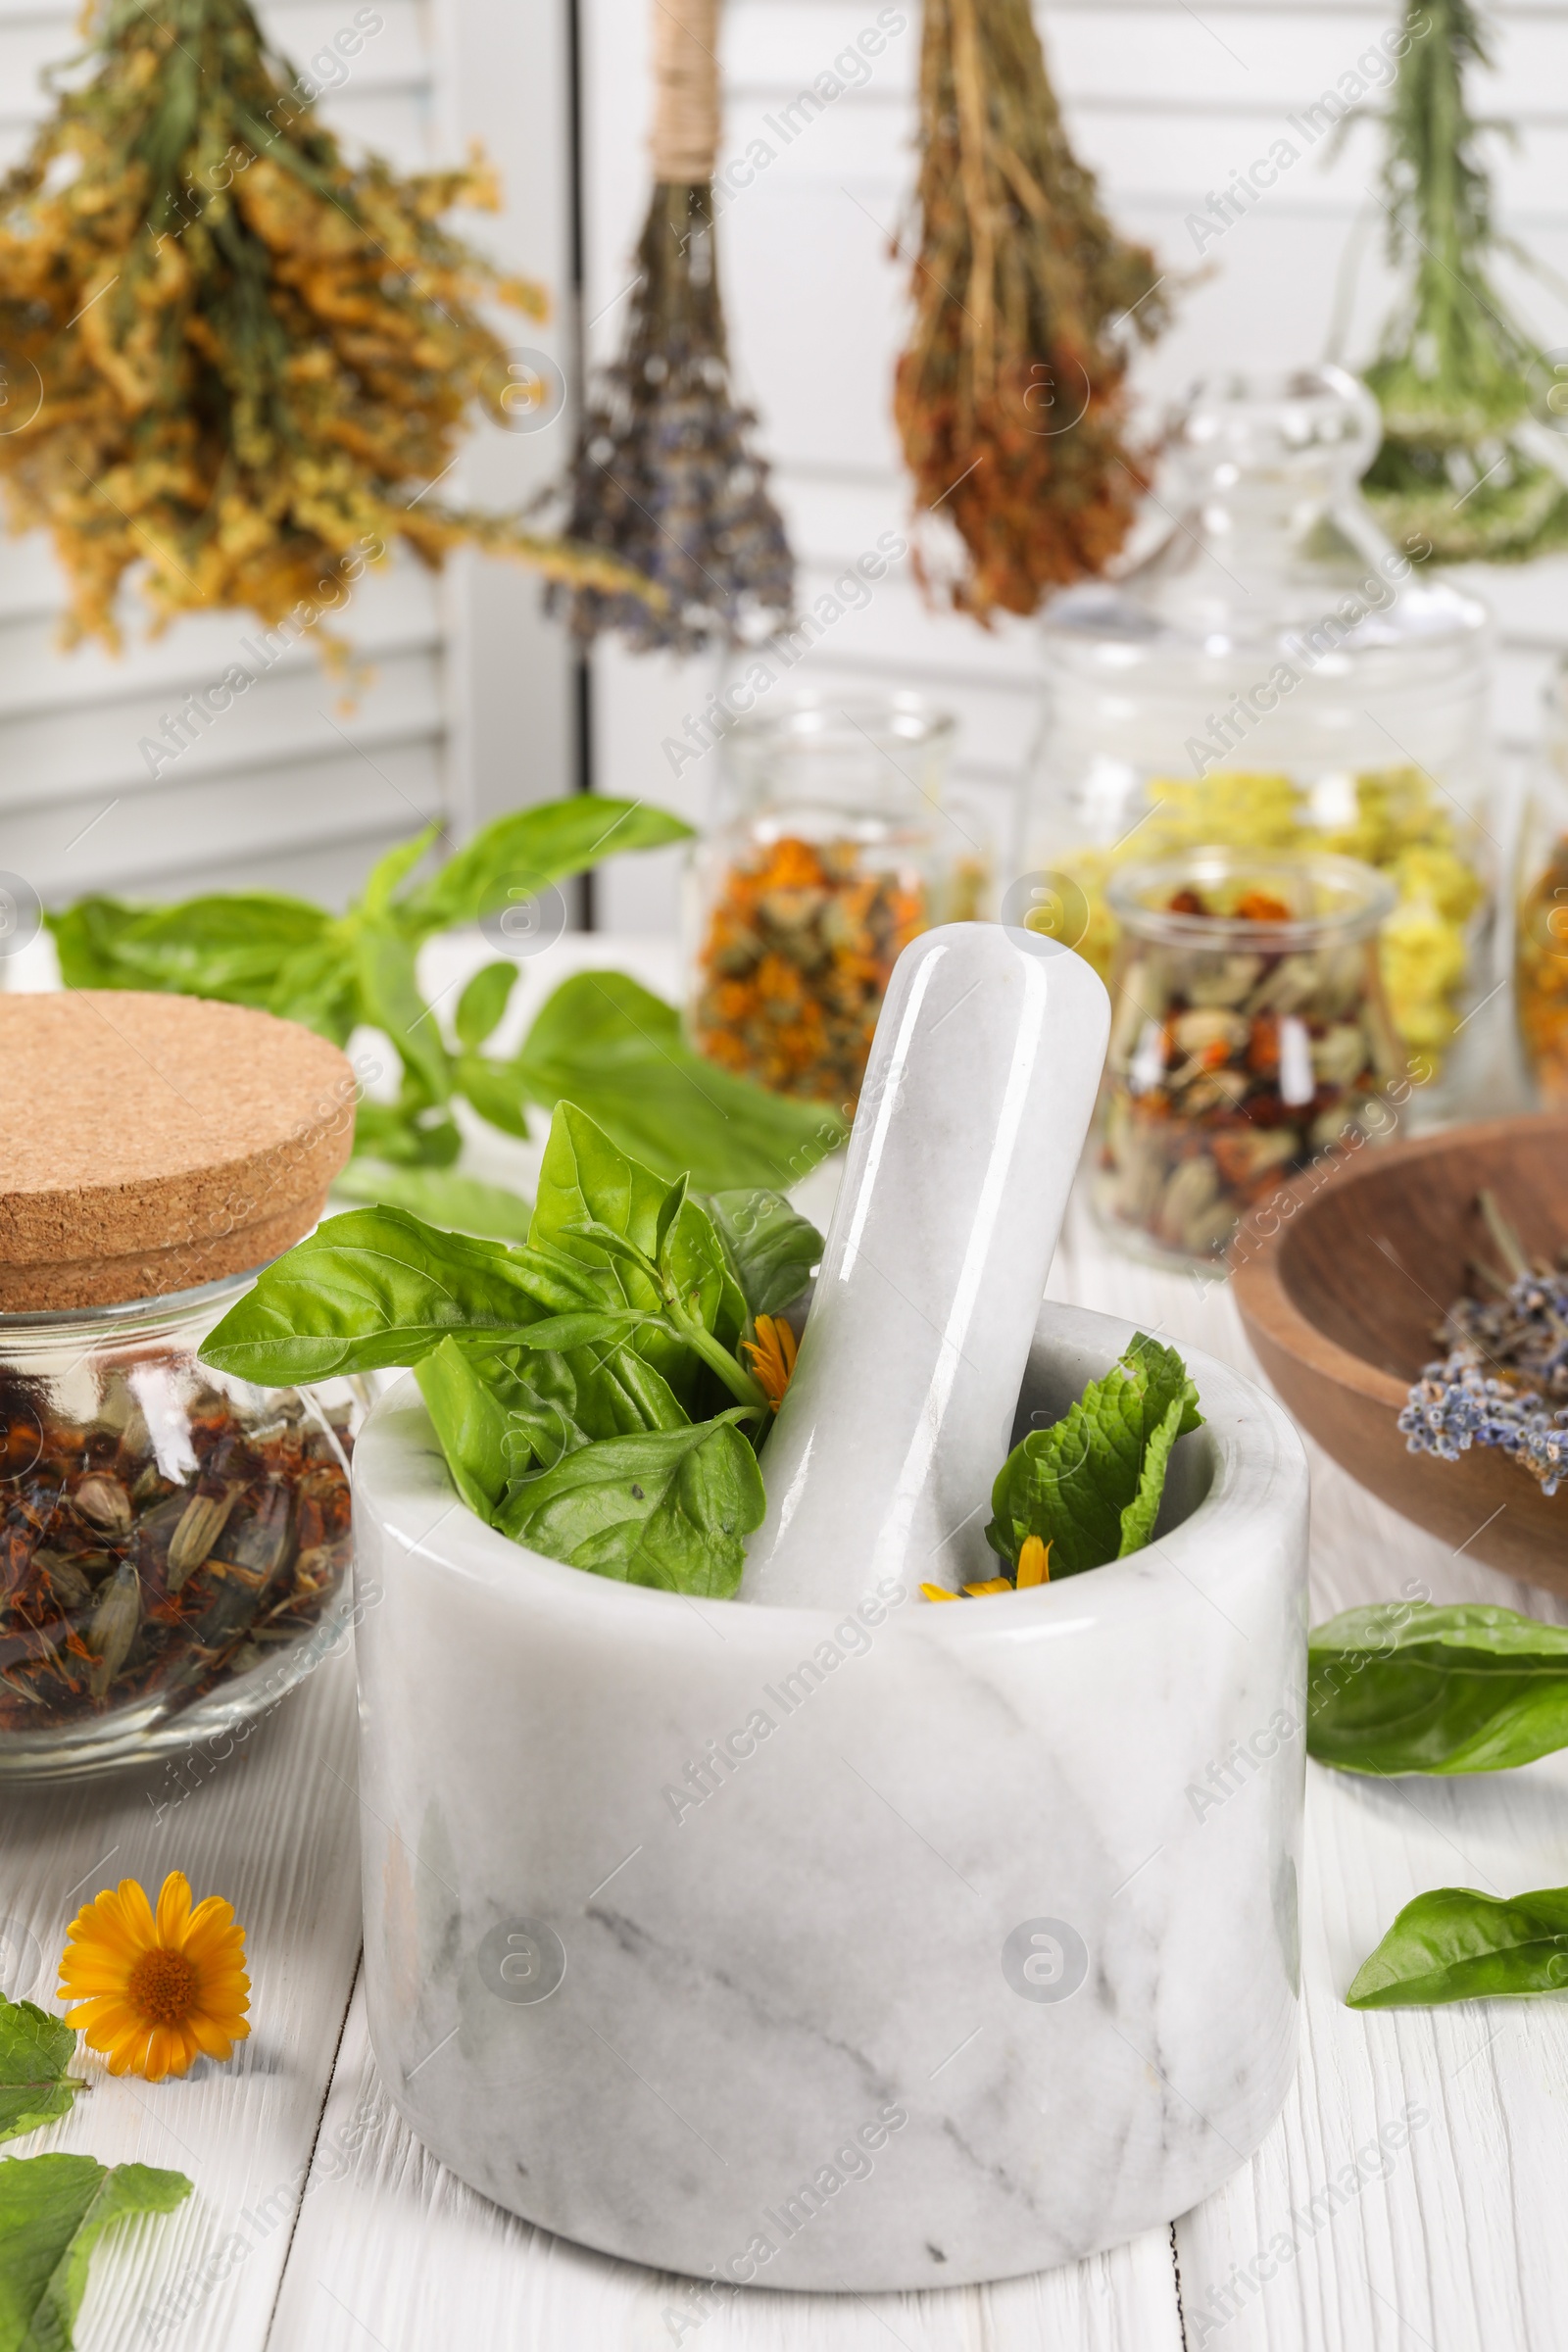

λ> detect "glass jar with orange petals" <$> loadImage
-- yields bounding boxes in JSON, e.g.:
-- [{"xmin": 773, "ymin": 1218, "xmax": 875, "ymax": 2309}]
[{"xmin": 687, "ymin": 695, "xmax": 969, "ymax": 1109}]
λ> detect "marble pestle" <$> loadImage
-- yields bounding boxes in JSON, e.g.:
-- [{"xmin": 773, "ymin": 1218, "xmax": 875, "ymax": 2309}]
[{"xmin": 738, "ymin": 923, "xmax": 1110, "ymax": 1607}]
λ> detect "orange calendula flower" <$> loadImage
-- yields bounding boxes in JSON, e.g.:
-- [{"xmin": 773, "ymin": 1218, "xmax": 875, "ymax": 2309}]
[
  {"xmin": 58, "ymin": 1872, "xmax": 251, "ymax": 2082},
  {"xmin": 1015, "ymin": 1536, "xmax": 1052, "ymax": 1588},
  {"xmin": 742, "ymin": 1314, "xmax": 798, "ymax": 1411}
]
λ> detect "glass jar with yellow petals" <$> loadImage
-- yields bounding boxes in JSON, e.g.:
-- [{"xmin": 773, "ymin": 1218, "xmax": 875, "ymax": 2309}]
[
  {"xmin": 1517, "ymin": 656, "xmax": 1568, "ymax": 1106},
  {"xmin": 1024, "ymin": 368, "xmax": 1494, "ymax": 1117}
]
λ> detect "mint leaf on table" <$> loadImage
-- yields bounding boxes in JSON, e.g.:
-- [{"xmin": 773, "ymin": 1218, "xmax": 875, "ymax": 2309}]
[
  {"xmin": 514, "ymin": 971, "xmax": 845, "ymax": 1192},
  {"xmin": 0, "ymin": 2153, "xmax": 190, "ymax": 2352},
  {"xmin": 987, "ymin": 1334, "xmax": 1202, "ymax": 1577},
  {"xmin": 498, "ymin": 1413, "xmax": 765, "ymax": 1597},
  {"xmin": 1307, "ymin": 1604, "xmax": 1568, "ymax": 1777},
  {"xmin": 704, "ymin": 1190, "xmax": 822, "ymax": 1319},
  {"xmin": 334, "ymin": 1162, "xmax": 535, "ymax": 1244},
  {"xmin": 0, "ymin": 2001, "xmax": 81, "ymax": 2149},
  {"xmin": 1346, "ymin": 1884, "xmax": 1568, "ymax": 2008}
]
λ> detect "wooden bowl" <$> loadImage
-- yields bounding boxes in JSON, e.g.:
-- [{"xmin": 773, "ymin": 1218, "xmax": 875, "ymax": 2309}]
[{"xmin": 1231, "ymin": 1113, "xmax": 1568, "ymax": 1591}]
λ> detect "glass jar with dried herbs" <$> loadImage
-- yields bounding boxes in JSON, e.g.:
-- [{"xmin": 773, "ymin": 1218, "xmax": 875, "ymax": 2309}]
[
  {"xmin": 1517, "ymin": 657, "xmax": 1568, "ymax": 1109},
  {"xmin": 688, "ymin": 696, "xmax": 975, "ymax": 1109},
  {"xmin": 0, "ymin": 991, "xmax": 360, "ymax": 1778},
  {"xmin": 1093, "ymin": 851, "xmax": 1401, "ymax": 1269}
]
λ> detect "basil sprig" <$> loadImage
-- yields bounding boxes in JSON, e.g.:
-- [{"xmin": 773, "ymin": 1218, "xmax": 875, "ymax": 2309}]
[
  {"xmin": 1307, "ymin": 1603, "xmax": 1568, "ymax": 1776},
  {"xmin": 202, "ymin": 1104, "xmax": 821, "ymax": 1595},
  {"xmin": 1347, "ymin": 1885, "xmax": 1568, "ymax": 2008},
  {"xmin": 48, "ymin": 799, "xmax": 843, "ymax": 1189}
]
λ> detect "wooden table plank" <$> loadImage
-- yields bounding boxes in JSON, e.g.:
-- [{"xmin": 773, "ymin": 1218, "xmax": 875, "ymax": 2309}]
[
  {"xmin": 0, "ymin": 1645, "xmax": 363, "ymax": 2352},
  {"xmin": 270, "ymin": 1983, "xmax": 1187, "ymax": 2351}
]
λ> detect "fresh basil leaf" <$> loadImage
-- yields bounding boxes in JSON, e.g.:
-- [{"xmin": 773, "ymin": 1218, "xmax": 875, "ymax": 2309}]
[
  {"xmin": 987, "ymin": 1334, "xmax": 1203, "ymax": 1576},
  {"xmin": 507, "ymin": 1309, "xmax": 654, "ymax": 1350},
  {"xmin": 334, "ymin": 1160, "xmax": 534, "ymax": 1242},
  {"xmin": 415, "ymin": 1338, "xmax": 515, "ymax": 1518},
  {"xmin": 1307, "ymin": 1603, "xmax": 1568, "ymax": 1776},
  {"xmin": 498, "ymin": 1413, "xmax": 764, "ymax": 1596},
  {"xmin": 0, "ymin": 1999, "xmax": 81, "ymax": 2147},
  {"xmin": 455, "ymin": 1055, "xmax": 531, "ymax": 1140},
  {"xmin": 267, "ymin": 934, "xmax": 360, "ymax": 1044},
  {"xmin": 0, "ymin": 2153, "xmax": 190, "ymax": 2351},
  {"xmin": 44, "ymin": 898, "xmax": 140, "ymax": 989},
  {"xmin": 1347, "ymin": 1884, "xmax": 1568, "ymax": 2008},
  {"xmin": 361, "ymin": 823, "xmax": 441, "ymax": 919},
  {"xmin": 704, "ymin": 1190, "xmax": 822, "ymax": 1318},
  {"xmin": 350, "ymin": 1102, "xmax": 464, "ymax": 1168},
  {"xmin": 454, "ymin": 961, "xmax": 519, "ymax": 1052},
  {"xmin": 199, "ymin": 1206, "xmax": 608, "ymax": 1383},
  {"xmin": 515, "ymin": 971, "xmax": 844, "ymax": 1191},
  {"xmin": 354, "ymin": 922, "xmax": 451, "ymax": 1105},
  {"xmin": 533, "ymin": 1104, "xmax": 744, "ymax": 1410},
  {"xmin": 397, "ymin": 797, "xmax": 692, "ymax": 937}
]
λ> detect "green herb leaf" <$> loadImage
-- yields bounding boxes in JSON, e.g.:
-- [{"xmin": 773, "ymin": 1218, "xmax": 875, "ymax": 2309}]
[
  {"xmin": 453, "ymin": 1055, "xmax": 531, "ymax": 1139},
  {"xmin": 44, "ymin": 899, "xmax": 140, "ymax": 990},
  {"xmin": 703, "ymin": 1190, "xmax": 822, "ymax": 1318},
  {"xmin": 398, "ymin": 798, "xmax": 693, "ymax": 937},
  {"xmin": 1307, "ymin": 1603, "xmax": 1568, "ymax": 1776},
  {"xmin": 354, "ymin": 923, "xmax": 451, "ymax": 1105},
  {"xmin": 454, "ymin": 961, "xmax": 519, "ymax": 1053},
  {"xmin": 498, "ymin": 1413, "xmax": 764, "ymax": 1596},
  {"xmin": 360, "ymin": 825, "xmax": 441, "ymax": 920},
  {"xmin": 533, "ymin": 1104, "xmax": 744, "ymax": 1413},
  {"xmin": 1346, "ymin": 1884, "xmax": 1568, "ymax": 2008},
  {"xmin": 0, "ymin": 2001, "xmax": 80, "ymax": 2148},
  {"xmin": 0, "ymin": 2153, "xmax": 191, "ymax": 2352},
  {"xmin": 199, "ymin": 1206, "xmax": 607, "ymax": 1383},
  {"xmin": 349, "ymin": 1101, "xmax": 464, "ymax": 1169},
  {"xmin": 515, "ymin": 971, "xmax": 844, "ymax": 1191},
  {"xmin": 987, "ymin": 1334, "xmax": 1202, "ymax": 1576},
  {"xmin": 414, "ymin": 1337, "xmax": 517, "ymax": 1518},
  {"xmin": 334, "ymin": 1161, "xmax": 534, "ymax": 1243}
]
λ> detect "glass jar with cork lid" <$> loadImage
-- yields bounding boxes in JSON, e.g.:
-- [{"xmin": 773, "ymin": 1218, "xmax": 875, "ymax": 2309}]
[{"xmin": 0, "ymin": 991, "xmax": 361, "ymax": 1779}]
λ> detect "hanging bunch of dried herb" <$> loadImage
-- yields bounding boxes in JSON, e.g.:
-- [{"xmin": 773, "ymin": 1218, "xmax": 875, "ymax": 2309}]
[
  {"xmin": 1355, "ymin": 0, "xmax": 1568, "ymax": 564},
  {"xmin": 893, "ymin": 0, "xmax": 1169, "ymax": 622},
  {"xmin": 543, "ymin": 0, "xmax": 794, "ymax": 654},
  {"xmin": 0, "ymin": 0, "xmax": 650, "ymax": 647}
]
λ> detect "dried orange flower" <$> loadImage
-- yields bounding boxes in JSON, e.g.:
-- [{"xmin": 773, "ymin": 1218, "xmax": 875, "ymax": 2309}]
[{"xmin": 58, "ymin": 1872, "xmax": 251, "ymax": 2081}]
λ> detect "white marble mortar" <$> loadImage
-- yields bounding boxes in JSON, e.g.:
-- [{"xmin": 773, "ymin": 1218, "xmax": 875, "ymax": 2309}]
[{"xmin": 351, "ymin": 1303, "xmax": 1307, "ymax": 2291}]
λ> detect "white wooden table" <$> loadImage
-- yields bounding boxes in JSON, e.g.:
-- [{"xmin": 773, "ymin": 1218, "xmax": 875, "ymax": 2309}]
[{"xmin": 10, "ymin": 935, "xmax": 1567, "ymax": 2352}]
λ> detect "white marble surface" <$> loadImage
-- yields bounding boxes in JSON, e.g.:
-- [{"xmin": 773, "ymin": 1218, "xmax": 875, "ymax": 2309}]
[
  {"xmin": 741, "ymin": 925, "xmax": 1110, "ymax": 1606},
  {"xmin": 350, "ymin": 1302, "xmax": 1307, "ymax": 2291}
]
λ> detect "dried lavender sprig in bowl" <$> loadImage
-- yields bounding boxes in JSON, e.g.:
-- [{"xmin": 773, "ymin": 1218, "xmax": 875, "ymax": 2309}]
[{"xmin": 1399, "ymin": 1222, "xmax": 1568, "ymax": 1496}]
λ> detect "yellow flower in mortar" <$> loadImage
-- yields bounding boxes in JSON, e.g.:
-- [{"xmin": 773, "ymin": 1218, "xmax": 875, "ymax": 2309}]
[
  {"xmin": 742, "ymin": 1314, "xmax": 798, "ymax": 1411},
  {"xmin": 58, "ymin": 1873, "xmax": 251, "ymax": 2082}
]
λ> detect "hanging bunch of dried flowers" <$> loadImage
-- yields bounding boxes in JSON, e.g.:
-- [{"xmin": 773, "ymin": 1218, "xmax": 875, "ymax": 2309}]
[
  {"xmin": 543, "ymin": 0, "xmax": 795, "ymax": 654},
  {"xmin": 894, "ymin": 0, "xmax": 1170, "ymax": 623},
  {"xmin": 1355, "ymin": 0, "xmax": 1568, "ymax": 563},
  {"xmin": 0, "ymin": 0, "xmax": 650, "ymax": 648}
]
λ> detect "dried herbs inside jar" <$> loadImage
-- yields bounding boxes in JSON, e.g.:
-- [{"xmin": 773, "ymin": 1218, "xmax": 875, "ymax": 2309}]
[
  {"xmin": 1094, "ymin": 868, "xmax": 1399, "ymax": 1263},
  {"xmin": 694, "ymin": 835, "xmax": 927, "ymax": 1105},
  {"xmin": 1517, "ymin": 836, "xmax": 1568, "ymax": 1107},
  {"xmin": 0, "ymin": 1374, "xmax": 353, "ymax": 1732}
]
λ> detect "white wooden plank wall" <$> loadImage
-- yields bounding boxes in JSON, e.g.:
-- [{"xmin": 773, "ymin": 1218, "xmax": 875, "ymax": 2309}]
[{"xmin": 581, "ymin": 0, "xmax": 1568, "ymax": 932}]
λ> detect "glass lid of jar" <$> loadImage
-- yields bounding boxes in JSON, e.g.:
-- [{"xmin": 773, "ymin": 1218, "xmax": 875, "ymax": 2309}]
[{"xmin": 1040, "ymin": 366, "xmax": 1488, "ymax": 665}]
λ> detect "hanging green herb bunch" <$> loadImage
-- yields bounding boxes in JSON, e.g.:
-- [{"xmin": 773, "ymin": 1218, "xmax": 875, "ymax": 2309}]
[
  {"xmin": 543, "ymin": 0, "xmax": 795, "ymax": 654},
  {"xmin": 1355, "ymin": 0, "xmax": 1568, "ymax": 564},
  {"xmin": 0, "ymin": 0, "xmax": 651, "ymax": 647},
  {"xmin": 893, "ymin": 0, "xmax": 1170, "ymax": 622}
]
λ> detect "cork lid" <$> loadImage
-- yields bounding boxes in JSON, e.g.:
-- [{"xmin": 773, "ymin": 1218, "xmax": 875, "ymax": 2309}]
[{"xmin": 0, "ymin": 992, "xmax": 356, "ymax": 1311}]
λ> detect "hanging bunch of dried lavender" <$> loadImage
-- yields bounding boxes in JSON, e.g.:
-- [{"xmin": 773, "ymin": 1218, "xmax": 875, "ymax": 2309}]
[
  {"xmin": 1355, "ymin": 0, "xmax": 1568, "ymax": 563},
  {"xmin": 1399, "ymin": 1196, "xmax": 1568, "ymax": 1494},
  {"xmin": 893, "ymin": 0, "xmax": 1170, "ymax": 622},
  {"xmin": 544, "ymin": 0, "xmax": 794, "ymax": 654}
]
